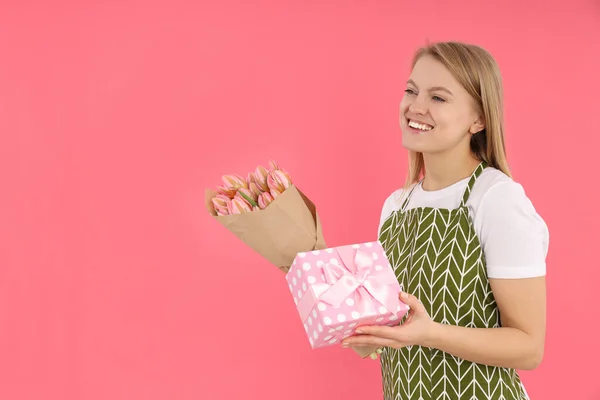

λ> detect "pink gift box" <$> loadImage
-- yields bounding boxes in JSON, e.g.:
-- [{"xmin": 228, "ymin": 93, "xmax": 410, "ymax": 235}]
[{"xmin": 286, "ymin": 241, "xmax": 410, "ymax": 349}]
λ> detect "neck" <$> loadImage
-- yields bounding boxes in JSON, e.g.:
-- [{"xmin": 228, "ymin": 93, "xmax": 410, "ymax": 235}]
[{"xmin": 421, "ymin": 152, "xmax": 481, "ymax": 191}]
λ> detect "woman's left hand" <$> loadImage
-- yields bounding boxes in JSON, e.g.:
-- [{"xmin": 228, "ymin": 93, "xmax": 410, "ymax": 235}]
[{"xmin": 341, "ymin": 291, "xmax": 437, "ymax": 350}]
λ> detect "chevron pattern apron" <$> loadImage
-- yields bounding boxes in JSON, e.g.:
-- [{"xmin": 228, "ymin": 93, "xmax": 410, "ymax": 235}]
[{"xmin": 377, "ymin": 162, "xmax": 529, "ymax": 400}]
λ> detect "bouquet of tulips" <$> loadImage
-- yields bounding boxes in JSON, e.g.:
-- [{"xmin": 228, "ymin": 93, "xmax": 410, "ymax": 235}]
[
  {"xmin": 210, "ymin": 160, "xmax": 292, "ymax": 215},
  {"xmin": 205, "ymin": 160, "xmax": 327, "ymax": 272}
]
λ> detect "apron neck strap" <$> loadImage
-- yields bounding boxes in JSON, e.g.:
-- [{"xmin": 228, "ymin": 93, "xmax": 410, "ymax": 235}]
[
  {"xmin": 400, "ymin": 182, "xmax": 420, "ymax": 212},
  {"xmin": 400, "ymin": 161, "xmax": 488, "ymax": 212},
  {"xmin": 459, "ymin": 161, "xmax": 488, "ymax": 207}
]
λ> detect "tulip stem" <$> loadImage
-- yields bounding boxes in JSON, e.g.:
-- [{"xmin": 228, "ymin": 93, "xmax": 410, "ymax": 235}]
[{"xmin": 239, "ymin": 191, "xmax": 258, "ymax": 207}]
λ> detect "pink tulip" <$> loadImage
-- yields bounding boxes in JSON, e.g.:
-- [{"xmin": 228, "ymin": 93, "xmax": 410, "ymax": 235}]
[
  {"xmin": 218, "ymin": 200, "xmax": 231, "ymax": 215},
  {"xmin": 270, "ymin": 188, "xmax": 282, "ymax": 199},
  {"xmin": 212, "ymin": 194, "xmax": 229, "ymax": 208},
  {"xmin": 249, "ymin": 182, "xmax": 262, "ymax": 198},
  {"xmin": 258, "ymin": 191, "xmax": 275, "ymax": 209},
  {"xmin": 267, "ymin": 170, "xmax": 292, "ymax": 192},
  {"xmin": 266, "ymin": 172, "xmax": 278, "ymax": 191},
  {"xmin": 217, "ymin": 174, "xmax": 247, "ymax": 198},
  {"xmin": 216, "ymin": 185, "xmax": 237, "ymax": 198},
  {"xmin": 253, "ymin": 165, "xmax": 269, "ymax": 192},
  {"xmin": 222, "ymin": 174, "xmax": 247, "ymax": 187},
  {"xmin": 229, "ymin": 197, "xmax": 252, "ymax": 214},
  {"xmin": 222, "ymin": 174, "xmax": 247, "ymax": 189},
  {"xmin": 246, "ymin": 172, "xmax": 256, "ymax": 186},
  {"xmin": 237, "ymin": 187, "xmax": 258, "ymax": 207},
  {"xmin": 212, "ymin": 195, "xmax": 231, "ymax": 215},
  {"xmin": 268, "ymin": 159, "xmax": 292, "ymax": 176},
  {"xmin": 216, "ymin": 208, "xmax": 229, "ymax": 216}
]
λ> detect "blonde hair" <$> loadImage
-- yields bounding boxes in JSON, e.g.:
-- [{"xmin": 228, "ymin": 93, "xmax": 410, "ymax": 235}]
[{"xmin": 403, "ymin": 41, "xmax": 512, "ymax": 191}]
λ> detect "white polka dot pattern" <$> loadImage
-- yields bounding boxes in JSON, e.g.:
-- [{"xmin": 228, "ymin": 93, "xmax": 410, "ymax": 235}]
[{"xmin": 285, "ymin": 241, "xmax": 410, "ymax": 349}]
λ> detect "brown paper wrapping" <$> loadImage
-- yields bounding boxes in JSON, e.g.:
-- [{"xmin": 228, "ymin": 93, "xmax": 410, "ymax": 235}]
[
  {"xmin": 205, "ymin": 184, "xmax": 327, "ymax": 273},
  {"xmin": 206, "ymin": 184, "xmax": 378, "ymax": 359},
  {"xmin": 351, "ymin": 345, "xmax": 381, "ymax": 358}
]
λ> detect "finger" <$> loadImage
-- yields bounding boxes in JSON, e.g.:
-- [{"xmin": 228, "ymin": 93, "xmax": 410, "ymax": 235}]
[
  {"xmin": 342, "ymin": 335, "xmax": 399, "ymax": 348},
  {"xmin": 353, "ymin": 325, "xmax": 399, "ymax": 340},
  {"xmin": 399, "ymin": 291, "xmax": 427, "ymax": 314}
]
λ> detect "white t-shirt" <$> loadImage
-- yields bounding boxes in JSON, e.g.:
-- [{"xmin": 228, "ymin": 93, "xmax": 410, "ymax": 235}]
[{"xmin": 378, "ymin": 167, "xmax": 549, "ymax": 279}]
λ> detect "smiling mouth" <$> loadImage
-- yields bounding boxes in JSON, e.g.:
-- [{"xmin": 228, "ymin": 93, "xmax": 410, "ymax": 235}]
[{"xmin": 407, "ymin": 119, "xmax": 434, "ymax": 132}]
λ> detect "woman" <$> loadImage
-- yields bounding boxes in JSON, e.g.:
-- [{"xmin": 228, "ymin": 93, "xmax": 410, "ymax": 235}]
[{"xmin": 341, "ymin": 41, "xmax": 548, "ymax": 400}]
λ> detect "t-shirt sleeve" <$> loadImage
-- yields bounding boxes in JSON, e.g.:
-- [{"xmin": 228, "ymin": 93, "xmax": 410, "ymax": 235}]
[
  {"xmin": 378, "ymin": 190, "xmax": 400, "ymax": 237},
  {"xmin": 378, "ymin": 195, "xmax": 392, "ymax": 237},
  {"xmin": 475, "ymin": 181, "xmax": 549, "ymax": 279}
]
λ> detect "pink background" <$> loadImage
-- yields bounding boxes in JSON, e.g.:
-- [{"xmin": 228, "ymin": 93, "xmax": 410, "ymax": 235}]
[{"xmin": 0, "ymin": 1, "xmax": 598, "ymax": 399}]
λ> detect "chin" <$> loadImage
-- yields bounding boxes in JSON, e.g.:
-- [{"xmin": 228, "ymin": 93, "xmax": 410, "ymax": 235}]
[{"xmin": 401, "ymin": 134, "xmax": 430, "ymax": 153}]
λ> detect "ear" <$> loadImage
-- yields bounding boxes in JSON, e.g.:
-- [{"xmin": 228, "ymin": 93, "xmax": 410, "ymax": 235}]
[{"xmin": 469, "ymin": 115, "xmax": 485, "ymax": 134}]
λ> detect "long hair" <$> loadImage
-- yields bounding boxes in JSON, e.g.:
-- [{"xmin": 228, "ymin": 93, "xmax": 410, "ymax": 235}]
[{"xmin": 403, "ymin": 41, "xmax": 512, "ymax": 191}]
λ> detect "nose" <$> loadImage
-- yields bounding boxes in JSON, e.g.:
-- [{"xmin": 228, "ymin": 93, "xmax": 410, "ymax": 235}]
[{"xmin": 407, "ymin": 97, "xmax": 428, "ymax": 115}]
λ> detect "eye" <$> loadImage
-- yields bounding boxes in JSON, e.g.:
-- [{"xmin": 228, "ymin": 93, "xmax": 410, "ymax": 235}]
[
  {"xmin": 432, "ymin": 96, "xmax": 446, "ymax": 102},
  {"xmin": 404, "ymin": 88, "xmax": 416, "ymax": 95}
]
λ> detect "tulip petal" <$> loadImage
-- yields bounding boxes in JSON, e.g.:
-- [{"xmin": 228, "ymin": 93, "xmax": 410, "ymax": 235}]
[
  {"xmin": 230, "ymin": 197, "xmax": 252, "ymax": 214},
  {"xmin": 254, "ymin": 166, "xmax": 269, "ymax": 191},
  {"xmin": 249, "ymin": 182, "xmax": 262, "ymax": 198},
  {"xmin": 266, "ymin": 171, "xmax": 280, "ymax": 192},
  {"xmin": 273, "ymin": 170, "xmax": 292, "ymax": 190},
  {"xmin": 211, "ymin": 194, "xmax": 230, "ymax": 209},
  {"xmin": 217, "ymin": 185, "xmax": 237, "ymax": 198},
  {"xmin": 258, "ymin": 191, "xmax": 274, "ymax": 209},
  {"xmin": 222, "ymin": 174, "xmax": 247, "ymax": 189},
  {"xmin": 246, "ymin": 173, "xmax": 255, "ymax": 186},
  {"xmin": 216, "ymin": 205, "xmax": 230, "ymax": 216}
]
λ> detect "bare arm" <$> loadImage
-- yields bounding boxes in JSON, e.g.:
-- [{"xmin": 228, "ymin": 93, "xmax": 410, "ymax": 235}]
[
  {"xmin": 424, "ymin": 276, "xmax": 546, "ymax": 370},
  {"xmin": 344, "ymin": 277, "xmax": 546, "ymax": 369}
]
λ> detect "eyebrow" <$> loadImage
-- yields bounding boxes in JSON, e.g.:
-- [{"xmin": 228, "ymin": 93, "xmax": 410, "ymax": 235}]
[{"xmin": 407, "ymin": 79, "xmax": 454, "ymax": 96}]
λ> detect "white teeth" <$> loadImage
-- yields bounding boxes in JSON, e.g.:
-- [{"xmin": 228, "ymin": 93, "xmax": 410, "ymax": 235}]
[{"xmin": 408, "ymin": 120, "xmax": 433, "ymax": 131}]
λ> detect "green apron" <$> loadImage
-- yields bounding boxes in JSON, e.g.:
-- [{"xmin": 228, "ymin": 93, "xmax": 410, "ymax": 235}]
[{"xmin": 378, "ymin": 162, "xmax": 529, "ymax": 400}]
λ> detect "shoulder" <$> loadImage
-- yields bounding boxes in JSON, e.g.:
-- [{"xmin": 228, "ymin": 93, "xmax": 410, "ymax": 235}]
[
  {"xmin": 468, "ymin": 167, "xmax": 516, "ymax": 208},
  {"xmin": 470, "ymin": 168, "xmax": 550, "ymax": 279},
  {"xmin": 377, "ymin": 184, "xmax": 416, "ymax": 233},
  {"xmin": 470, "ymin": 167, "xmax": 543, "ymax": 221},
  {"xmin": 379, "ymin": 185, "xmax": 415, "ymax": 220}
]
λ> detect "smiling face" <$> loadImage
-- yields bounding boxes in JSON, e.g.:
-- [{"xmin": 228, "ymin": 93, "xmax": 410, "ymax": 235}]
[{"xmin": 400, "ymin": 55, "xmax": 485, "ymax": 155}]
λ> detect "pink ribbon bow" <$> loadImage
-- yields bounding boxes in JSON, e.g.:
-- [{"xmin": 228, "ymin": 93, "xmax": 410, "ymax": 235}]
[{"xmin": 297, "ymin": 246, "xmax": 398, "ymax": 322}]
